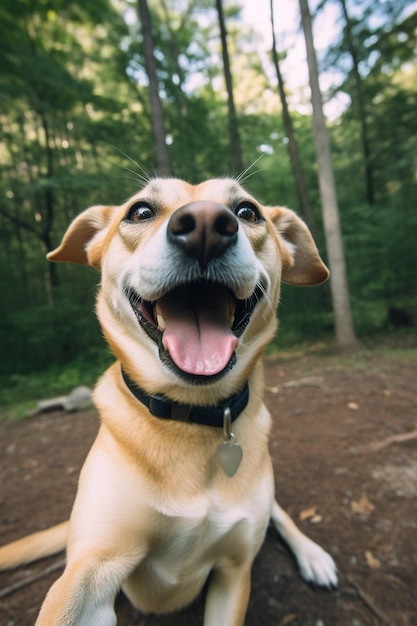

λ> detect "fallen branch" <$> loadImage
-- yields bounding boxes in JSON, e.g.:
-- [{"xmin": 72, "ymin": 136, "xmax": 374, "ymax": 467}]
[
  {"xmin": 266, "ymin": 376, "xmax": 324, "ymax": 394},
  {"xmin": 283, "ymin": 376, "xmax": 324, "ymax": 389},
  {"xmin": 347, "ymin": 575, "xmax": 390, "ymax": 624},
  {"xmin": 358, "ymin": 428, "xmax": 417, "ymax": 453},
  {"xmin": 0, "ymin": 558, "xmax": 65, "ymax": 599}
]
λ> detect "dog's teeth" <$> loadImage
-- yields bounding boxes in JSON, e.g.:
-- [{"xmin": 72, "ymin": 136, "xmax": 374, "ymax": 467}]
[
  {"xmin": 229, "ymin": 315, "xmax": 235, "ymax": 327},
  {"xmin": 157, "ymin": 314, "xmax": 166, "ymax": 331}
]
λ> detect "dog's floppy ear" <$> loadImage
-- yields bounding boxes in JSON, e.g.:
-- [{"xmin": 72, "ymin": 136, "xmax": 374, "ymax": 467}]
[
  {"xmin": 267, "ymin": 206, "xmax": 329, "ymax": 286},
  {"xmin": 47, "ymin": 205, "xmax": 116, "ymax": 270}
]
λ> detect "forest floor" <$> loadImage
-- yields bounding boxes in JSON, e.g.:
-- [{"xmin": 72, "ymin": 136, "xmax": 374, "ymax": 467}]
[{"xmin": 0, "ymin": 341, "xmax": 416, "ymax": 626}]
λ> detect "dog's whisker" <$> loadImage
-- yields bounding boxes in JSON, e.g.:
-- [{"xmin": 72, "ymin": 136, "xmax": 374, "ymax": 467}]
[
  {"xmin": 235, "ymin": 154, "xmax": 266, "ymax": 185},
  {"xmin": 255, "ymin": 279, "xmax": 274, "ymax": 317},
  {"xmin": 105, "ymin": 143, "xmax": 151, "ymax": 187},
  {"xmin": 120, "ymin": 172, "xmax": 150, "ymax": 188},
  {"xmin": 121, "ymin": 168, "xmax": 151, "ymax": 186},
  {"xmin": 123, "ymin": 169, "xmax": 151, "ymax": 188}
]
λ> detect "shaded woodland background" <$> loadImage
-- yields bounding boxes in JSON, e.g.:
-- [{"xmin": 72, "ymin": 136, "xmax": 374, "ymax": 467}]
[{"xmin": 0, "ymin": 0, "xmax": 416, "ymax": 403}]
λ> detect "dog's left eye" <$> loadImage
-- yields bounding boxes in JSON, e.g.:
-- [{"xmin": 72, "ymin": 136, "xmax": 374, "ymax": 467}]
[
  {"xmin": 126, "ymin": 202, "xmax": 154, "ymax": 222},
  {"xmin": 235, "ymin": 202, "xmax": 261, "ymax": 224}
]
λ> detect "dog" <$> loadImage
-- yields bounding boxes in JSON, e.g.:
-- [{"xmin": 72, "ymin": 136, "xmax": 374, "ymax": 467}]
[{"xmin": 0, "ymin": 178, "xmax": 337, "ymax": 625}]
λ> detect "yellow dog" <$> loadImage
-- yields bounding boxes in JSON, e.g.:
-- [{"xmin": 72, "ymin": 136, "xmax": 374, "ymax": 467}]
[{"xmin": 0, "ymin": 178, "xmax": 337, "ymax": 625}]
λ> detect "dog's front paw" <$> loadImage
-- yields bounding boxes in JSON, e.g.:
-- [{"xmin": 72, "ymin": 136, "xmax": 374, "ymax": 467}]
[{"xmin": 295, "ymin": 537, "xmax": 338, "ymax": 589}]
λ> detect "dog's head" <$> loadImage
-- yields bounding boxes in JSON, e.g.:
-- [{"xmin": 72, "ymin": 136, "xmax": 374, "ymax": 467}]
[{"xmin": 48, "ymin": 178, "xmax": 328, "ymax": 401}]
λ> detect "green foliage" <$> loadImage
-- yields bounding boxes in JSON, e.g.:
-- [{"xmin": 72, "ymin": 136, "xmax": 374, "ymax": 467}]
[
  {"xmin": 0, "ymin": 273, "xmax": 102, "ymax": 374},
  {"xmin": 0, "ymin": 0, "xmax": 416, "ymax": 391},
  {"xmin": 0, "ymin": 348, "xmax": 113, "ymax": 414}
]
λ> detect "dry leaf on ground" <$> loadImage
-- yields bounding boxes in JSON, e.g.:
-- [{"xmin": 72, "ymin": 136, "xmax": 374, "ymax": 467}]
[
  {"xmin": 365, "ymin": 550, "xmax": 382, "ymax": 569},
  {"xmin": 347, "ymin": 401, "xmax": 360, "ymax": 410},
  {"xmin": 351, "ymin": 494, "xmax": 375, "ymax": 516},
  {"xmin": 299, "ymin": 506, "xmax": 318, "ymax": 521}
]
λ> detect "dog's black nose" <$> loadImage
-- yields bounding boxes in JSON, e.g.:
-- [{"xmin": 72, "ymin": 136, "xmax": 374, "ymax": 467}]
[{"xmin": 168, "ymin": 201, "xmax": 238, "ymax": 269}]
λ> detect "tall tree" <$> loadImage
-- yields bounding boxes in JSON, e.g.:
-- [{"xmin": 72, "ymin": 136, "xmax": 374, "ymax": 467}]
[
  {"xmin": 298, "ymin": 0, "xmax": 357, "ymax": 349},
  {"xmin": 269, "ymin": 0, "xmax": 316, "ymax": 233},
  {"xmin": 338, "ymin": 0, "xmax": 374, "ymax": 206},
  {"xmin": 215, "ymin": 0, "xmax": 243, "ymax": 172},
  {"xmin": 137, "ymin": 0, "xmax": 172, "ymax": 175}
]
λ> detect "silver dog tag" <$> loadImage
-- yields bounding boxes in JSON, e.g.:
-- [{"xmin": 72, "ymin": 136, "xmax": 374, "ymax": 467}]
[
  {"xmin": 216, "ymin": 407, "xmax": 243, "ymax": 477},
  {"xmin": 217, "ymin": 438, "xmax": 243, "ymax": 476}
]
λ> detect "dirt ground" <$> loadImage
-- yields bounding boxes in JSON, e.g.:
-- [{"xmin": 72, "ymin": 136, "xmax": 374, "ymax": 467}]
[{"xmin": 0, "ymin": 345, "xmax": 416, "ymax": 626}]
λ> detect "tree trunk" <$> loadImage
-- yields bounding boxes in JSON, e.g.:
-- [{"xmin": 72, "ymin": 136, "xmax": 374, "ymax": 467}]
[
  {"xmin": 137, "ymin": 0, "xmax": 172, "ymax": 176},
  {"xmin": 339, "ymin": 0, "xmax": 375, "ymax": 206},
  {"xmin": 40, "ymin": 112, "xmax": 59, "ymax": 292},
  {"xmin": 299, "ymin": 0, "xmax": 357, "ymax": 349},
  {"xmin": 269, "ymin": 0, "xmax": 316, "ymax": 234},
  {"xmin": 215, "ymin": 0, "xmax": 243, "ymax": 172}
]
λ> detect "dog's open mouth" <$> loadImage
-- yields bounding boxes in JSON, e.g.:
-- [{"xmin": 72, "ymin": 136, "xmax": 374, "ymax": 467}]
[{"xmin": 128, "ymin": 281, "xmax": 263, "ymax": 381}]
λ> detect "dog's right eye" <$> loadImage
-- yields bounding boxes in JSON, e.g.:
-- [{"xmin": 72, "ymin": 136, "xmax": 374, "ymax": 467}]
[
  {"xmin": 125, "ymin": 202, "xmax": 154, "ymax": 223},
  {"xmin": 235, "ymin": 201, "xmax": 262, "ymax": 224}
]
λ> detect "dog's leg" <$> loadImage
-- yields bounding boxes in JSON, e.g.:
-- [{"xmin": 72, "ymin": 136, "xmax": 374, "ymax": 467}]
[
  {"xmin": 34, "ymin": 567, "xmax": 117, "ymax": 626},
  {"xmin": 33, "ymin": 440, "xmax": 149, "ymax": 626},
  {"xmin": 34, "ymin": 552, "xmax": 135, "ymax": 626},
  {"xmin": 203, "ymin": 563, "xmax": 251, "ymax": 626},
  {"xmin": 271, "ymin": 500, "xmax": 338, "ymax": 588}
]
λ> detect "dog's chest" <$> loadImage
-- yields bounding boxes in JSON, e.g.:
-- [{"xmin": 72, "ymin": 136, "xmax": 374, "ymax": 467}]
[
  {"xmin": 126, "ymin": 493, "xmax": 265, "ymax": 613},
  {"xmin": 149, "ymin": 498, "xmax": 249, "ymax": 573},
  {"xmin": 152, "ymin": 473, "xmax": 272, "ymax": 569}
]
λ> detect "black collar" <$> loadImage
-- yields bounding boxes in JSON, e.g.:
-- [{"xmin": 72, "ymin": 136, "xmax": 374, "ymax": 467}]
[{"xmin": 121, "ymin": 368, "xmax": 249, "ymax": 428}]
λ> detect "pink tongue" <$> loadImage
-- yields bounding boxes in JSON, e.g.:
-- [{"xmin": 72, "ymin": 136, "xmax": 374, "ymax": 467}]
[{"xmin": 158, "ymin": 285, "xmax": 238, "ymax": 376}]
